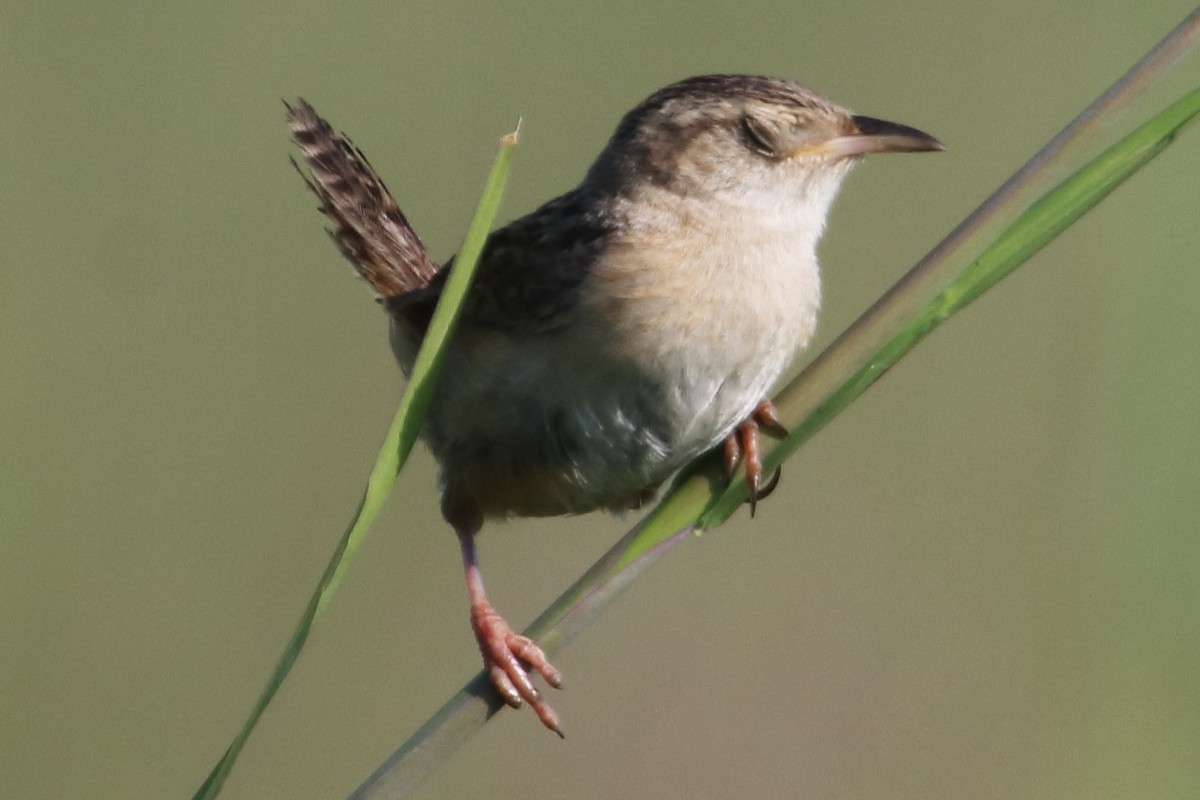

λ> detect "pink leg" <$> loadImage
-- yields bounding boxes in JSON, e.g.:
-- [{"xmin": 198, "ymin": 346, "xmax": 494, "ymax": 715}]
[{"xmin": 454, "ymin": 519, "xmax": 564, "ymax": 736}]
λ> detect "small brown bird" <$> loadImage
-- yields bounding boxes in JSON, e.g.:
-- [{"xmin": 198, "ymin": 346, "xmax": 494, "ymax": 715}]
[{"xmin": 287, "ymin": 74, "xmax": 942, "ymax": 734}]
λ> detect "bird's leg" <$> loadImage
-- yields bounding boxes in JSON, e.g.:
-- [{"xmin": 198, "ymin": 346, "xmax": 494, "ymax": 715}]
[
  {"xmin": 451, "ymin": 510, "xmax": 564, "ymax": 736},
  {"xmin": 723, "ymin": 399, "xmax": 787, "ymax": 516}
]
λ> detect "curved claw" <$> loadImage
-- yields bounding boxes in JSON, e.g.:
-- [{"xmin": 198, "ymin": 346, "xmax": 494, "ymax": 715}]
[{"xmin": 757, "ymin": 465, "xmax": 783, "ymax": 502}]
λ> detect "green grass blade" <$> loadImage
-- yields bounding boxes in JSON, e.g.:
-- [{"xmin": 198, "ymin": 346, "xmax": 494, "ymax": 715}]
[
  {"xmin": 191, "ymin": 125, "xmax": 520, "ymax": 800},
  {"xmin": 381, "ymin": 122, "xmax": 523, "ymax": 501}
]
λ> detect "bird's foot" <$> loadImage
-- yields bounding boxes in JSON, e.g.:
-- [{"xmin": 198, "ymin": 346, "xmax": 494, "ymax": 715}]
[
  {"xmin": 723, "ymin": 399, "xmax": 787, "ymax": 516},
  {"xmin": 471, "ymin": 600, "xmax": 564, "ymax": 736}
]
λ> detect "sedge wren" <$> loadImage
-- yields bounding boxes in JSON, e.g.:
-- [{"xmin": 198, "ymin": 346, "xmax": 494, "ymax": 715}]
[{"xmin": 287, "ymin": 74, "xmax": 942, "ymax": 734}]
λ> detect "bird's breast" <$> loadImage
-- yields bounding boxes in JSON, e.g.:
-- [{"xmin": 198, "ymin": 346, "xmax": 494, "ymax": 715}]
[{"xmin": 579, "ymin": 206, "xmax": 822, "ymax": 453}]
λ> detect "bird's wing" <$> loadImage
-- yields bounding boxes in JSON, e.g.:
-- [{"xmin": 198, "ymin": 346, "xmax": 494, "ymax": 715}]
[{"xmin": 389, "ymin": 190, "xmax": 609, "ymax": 337}]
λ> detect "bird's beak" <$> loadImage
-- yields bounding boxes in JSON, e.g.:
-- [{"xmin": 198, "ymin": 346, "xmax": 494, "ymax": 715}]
[{"xmin": 798, "ymin": 115, "xmax": 944, "ymax": 159}]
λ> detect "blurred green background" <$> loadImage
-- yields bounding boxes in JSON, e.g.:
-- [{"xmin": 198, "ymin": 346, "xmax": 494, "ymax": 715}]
[{"xmin": 3, "ymin": 2, "xmax": 1199, "ymax": 799}]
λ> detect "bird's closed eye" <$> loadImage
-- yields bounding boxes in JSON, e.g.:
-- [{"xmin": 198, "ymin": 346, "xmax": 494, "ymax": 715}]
[{"xmin": 739, "ymin": 113, "xmax": 781, "ymax": 158}]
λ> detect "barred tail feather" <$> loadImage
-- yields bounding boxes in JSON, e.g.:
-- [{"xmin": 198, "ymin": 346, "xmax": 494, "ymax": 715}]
[{"xmin": 286, "ymin": 99, "xmax": 438, "ymax": 298}]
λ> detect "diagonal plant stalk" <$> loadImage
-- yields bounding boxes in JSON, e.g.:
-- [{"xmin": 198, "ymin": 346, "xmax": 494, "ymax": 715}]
[
  {"xmin": 191, "ymin": 125, "xmax": 521, "ymax": 800},
  {"xmin": 347, "ymin": 10, "xmax": 1200, "ymax": 800}
]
